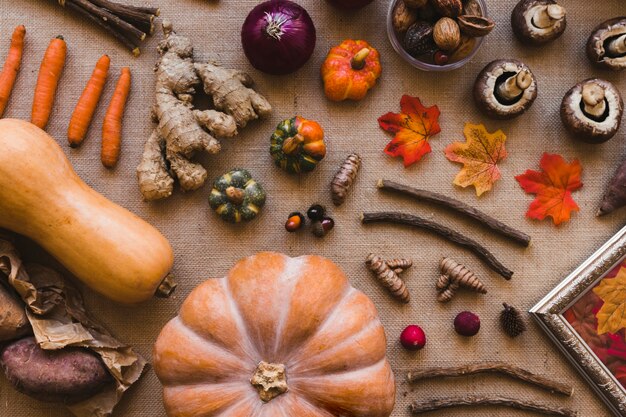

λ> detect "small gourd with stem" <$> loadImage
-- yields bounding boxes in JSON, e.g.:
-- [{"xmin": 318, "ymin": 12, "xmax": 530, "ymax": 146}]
[
  {"xmin": 270, "ymin": 116, "xmax": 326, "ymax": 173},
  {"xmin": 321, "ymin": 39, "xmax": 381, "ymax": 101}
]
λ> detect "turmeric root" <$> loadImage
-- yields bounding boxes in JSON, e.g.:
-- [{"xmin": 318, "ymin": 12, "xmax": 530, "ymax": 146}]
[
  {"xmin": 366, "ymin": 253, "xmax": 411, "ymax": 303},
  {"xmin": 331, "ymin": 153, "xmax": 362, "ymax": 206},
  {"xmin": 437, "ymin": 258, "xmax": 486, "ymax": 303},
  {"xmin": 137, "ymin": 20, "xmax": 271, "ymax": 200}
]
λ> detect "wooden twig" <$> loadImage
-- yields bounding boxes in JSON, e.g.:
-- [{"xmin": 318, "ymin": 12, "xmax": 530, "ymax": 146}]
[
  {"xmin": 89, "ymin": 0, "xmax": 158, "ymax": 23},
  {"xmin": 361, "ymin": 212, "xmax": 513, "ymax": 279},
  {"xmin": 67, "ymin": 0, "xmax": 147, "ymax": 42},
  {"xmin": 410, "ymin": 396, "xmax": 576, "ymax": 416},
  {"xmin": 64, "ymin": 0, "xmax": 140, "ymax": 56},
  {"xmin": 377, "ymin": 179, "xmax": 531, "ymax": 247},
  {"xmin": 407, "ymin": 362, "xmax": 573, "ymax": 396}
]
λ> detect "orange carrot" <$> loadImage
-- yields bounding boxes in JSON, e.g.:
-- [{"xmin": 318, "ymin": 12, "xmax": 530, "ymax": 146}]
[
  {"xmin": 0, "ymin": 25, "xmax": 26, "ymax": 117},
  {"xmin": 31, "ymin": 35, "xmax": 67, "ymax": 130},
  {"xmin": 67, "ymin": 54, "xmax": 110, "ymax": 147},
  {"xmin": 101, "ymin": 67, "xmax": 131, "ymax": 168}
]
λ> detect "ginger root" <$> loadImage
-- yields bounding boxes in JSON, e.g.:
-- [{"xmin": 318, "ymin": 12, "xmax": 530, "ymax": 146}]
[
  {"xmin": 437, "ymin": 258, "xmax": 486, "ymax": 302},
  {"xmin": 137, "ymin": 20, "xmax": 271, "ymax": 201},
  {"xmin": 366, "ymin": 253, "xmax": 412, "ymax": 303}
]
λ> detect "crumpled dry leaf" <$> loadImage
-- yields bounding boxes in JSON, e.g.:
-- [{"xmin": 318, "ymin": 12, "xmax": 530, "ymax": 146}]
[
  {"xmin": 0, "ymin": 238, "xmax": 146, "ymax": 417},
  {"xmin": 378, "ymin": 95, "xmax": 441, "ymax": 167},
  {"xmin": 594, "ymin": 267, "xmax": 626, "ymax": 337},
  {"xmin": 444, "ymin": 122, "xmax": 507, "ymax": 196},
  {"xmin": 515, "ymin": 153, "xmax": 583, "ymax": 226}
]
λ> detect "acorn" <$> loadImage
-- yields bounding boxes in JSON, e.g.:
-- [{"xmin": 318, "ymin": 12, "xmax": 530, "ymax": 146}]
[
  {"xmin": 285, "ymin": 212, "xmax": 305, "ymax": 232},
  {"xmin": 312, "ymin": 217, "xmax": 335, "ymax": 237}
]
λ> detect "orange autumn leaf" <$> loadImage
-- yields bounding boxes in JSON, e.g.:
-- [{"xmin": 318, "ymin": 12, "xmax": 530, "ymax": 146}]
[
  {"xmin": 594, "ymin": 268, "xmax": 626, "ymax": 336},
  {"xmin": 444, "ymin": 123, "xmax": 507, "ymax": 196},
  {"xmin": 378, "ymin": 95, "xmax": 441, "ymax": 167},
  {"xmin": 515, "ymin": 153, "xmax": 583, "ymax": 226}
]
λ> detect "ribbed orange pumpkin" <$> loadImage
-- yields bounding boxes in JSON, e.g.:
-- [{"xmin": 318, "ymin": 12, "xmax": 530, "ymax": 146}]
[
  {"xmin": 321, "ymin": 39, "xmax": 382, "ymax": 102},
  {"xmin": 153, "ymin": 252, "xmax": 396, "ymax": 417}
]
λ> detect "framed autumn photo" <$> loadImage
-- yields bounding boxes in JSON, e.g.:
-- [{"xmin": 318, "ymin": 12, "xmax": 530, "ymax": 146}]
[{"xmin": 531, "ymin": 225, "xmax": 626, "ymax": 417}]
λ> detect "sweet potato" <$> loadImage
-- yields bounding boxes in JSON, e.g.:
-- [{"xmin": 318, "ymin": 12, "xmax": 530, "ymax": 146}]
[
  {"xmin": 598, "ymin": 157, "xmax": 626, "ymax": 216},
  {"xmin": 0, "ymin": 337, "xmax": 112, "ymax": 404},
  {"xmin": 0, "ymin": 284, "xmax": 29, "ymax": 342}
]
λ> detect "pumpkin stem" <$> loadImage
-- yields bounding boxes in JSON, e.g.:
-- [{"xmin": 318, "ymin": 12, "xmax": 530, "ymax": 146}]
[
  {"xmin": 250, "ymin": 361, "xmax": 288, "ymax": 402},
  {"xmin": 225, "ymin": 186, "xmax": 245, "ymax": 205},
  {"xmin": 282, "ymin": 134, "xmax": 305, "ymax": 155},
  {"xmin": 155, "ymin": 273, "xmax": 177, "ymax": 298},
  {"xmin": 351, "ymin": 48, "xmax": 371, "ymax": 70}
]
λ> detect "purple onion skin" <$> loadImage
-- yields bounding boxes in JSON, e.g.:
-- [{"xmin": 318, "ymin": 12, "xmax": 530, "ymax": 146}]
[
  {"xmin": 325, "ymin": 0, "xmax": 374, "ymax": 9},
  {"xmin": 241, "ymin": 0, "xmax": 316, "ymax": 75}
]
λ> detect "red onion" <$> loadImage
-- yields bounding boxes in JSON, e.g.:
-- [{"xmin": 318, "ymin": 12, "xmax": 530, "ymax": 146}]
[{"xmin": 241, "ymin": 0, "xmax": 316, "ymax": 75}]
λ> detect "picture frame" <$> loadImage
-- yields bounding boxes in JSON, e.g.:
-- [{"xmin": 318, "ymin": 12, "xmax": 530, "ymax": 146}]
[{"xmin": 531, "ymin": 225, "xmax": 626, "ymax": 417}]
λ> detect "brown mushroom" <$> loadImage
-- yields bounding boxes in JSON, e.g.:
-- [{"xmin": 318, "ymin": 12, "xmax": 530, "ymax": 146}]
[
  {"xmin": 560, "ymin": 78, "xmax": 623, "ymax": 144},
  {"xmin": 511, "ymin": 0, "xmax": 566, "ymax": 46},
  {"xmin": 586, "ymin": 17, "xmax": 626, "ymax": 71},
  {"xmin": 473, "ymin": 59, "xmax": 538, "ymax": 120}
]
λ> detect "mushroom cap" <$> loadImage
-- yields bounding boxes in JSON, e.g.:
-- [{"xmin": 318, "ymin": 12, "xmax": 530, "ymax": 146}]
[
  {"xmin": 560, "ymin": 78, "xmax": 623, "ymax": 144},
  {"xmin": 511, "ymin": 0, "xmax": 566, "ymax": 46},
  {"xmin": 473, "ymin": 59, "xmax": 538, "ymax": 120},
  {"xmin": 586, "ymin": 17, "xmax": 626, "ymax": 71}
]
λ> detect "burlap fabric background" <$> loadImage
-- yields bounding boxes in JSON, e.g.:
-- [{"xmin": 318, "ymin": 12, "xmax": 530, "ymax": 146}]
[{"xmin": 0, "ymin": 0, "xmax": 625, "ymax": 415}]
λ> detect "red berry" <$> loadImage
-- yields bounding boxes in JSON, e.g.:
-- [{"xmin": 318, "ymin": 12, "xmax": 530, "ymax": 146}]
[
  {"xmin": 454, "ymin": 311, "xmax": 480, "ymax": 336},
  {"xmin": 400, "ymin": 325, "xmax": 426, "ymax": 351},
  {"xmin": 285, "ymin": 212, "xmax": 304, "ymax": 232},
  {"xmin": 434, "ymin": 50, "xmax": 449, "ymax": 66}
]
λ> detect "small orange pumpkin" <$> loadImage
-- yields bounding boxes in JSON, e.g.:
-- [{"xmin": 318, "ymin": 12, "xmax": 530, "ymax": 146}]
[
  {"xmin": 321, "ymin": 39, "xmax": 382, "ymax": 102},
  {"xmin": 153, "ymin": 252, "xmax": 396, "ymax": 417}
]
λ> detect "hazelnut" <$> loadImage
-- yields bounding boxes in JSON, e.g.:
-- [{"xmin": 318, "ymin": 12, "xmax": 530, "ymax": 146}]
[
  {"xmin": 430, "ymin": 0, "xmax": 462, "ymax": 18},
  {"xmin": 393, "ymin": 1, "xmax": 419, "ymax": 33},
  {"xmin": 433, "ymin": 17, "xmax": 461, "ymax": 51},
  {"xmin": 403, "ymin": 0, "xmax": 428, "ymax": 8}
]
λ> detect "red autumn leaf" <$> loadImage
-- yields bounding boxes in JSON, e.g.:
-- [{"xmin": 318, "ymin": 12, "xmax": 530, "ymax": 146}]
[
  {"xmin": 378, "ymin": 95, "xmax": 441, "ymax": 167},
  {"xmin": 515, "ymin": 153, "xmax": 583, "ymax": 225}
]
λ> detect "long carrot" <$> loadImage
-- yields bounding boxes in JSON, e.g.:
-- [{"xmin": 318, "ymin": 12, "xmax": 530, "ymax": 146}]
[
  {"xmin": 101, "ymin": 67, "xmax": 131, "ymax": 168},
  {"xmin": 0, "ymin": 25, "xmax": 26, "ymax": 117},
  {"xmin": 67, "ymin": 54, "xmax": 110, "ymax": 147},
  {"xmin": 31, "ymin": 35, "xmax": 67, "ymax": 130}
]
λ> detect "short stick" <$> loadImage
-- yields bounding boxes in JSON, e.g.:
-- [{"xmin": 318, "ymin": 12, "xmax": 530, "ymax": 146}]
[
  {"xmin": 377, "ymin": 179, "xmax": 531, "ymax": 247},
  {"xmin": 410, "ymin": 396, "xmax": 576, "ymax": 416},
  {"xmin": 407, "ymin": 362, "xmax": 573, "ymax": 396},
  {"xmin": 361, "ymin": 212, "xmax": 513, "ymax": 279},
  {"xmin": 67, "ymin": 0, "xmax": 146, "ymax": 41}
]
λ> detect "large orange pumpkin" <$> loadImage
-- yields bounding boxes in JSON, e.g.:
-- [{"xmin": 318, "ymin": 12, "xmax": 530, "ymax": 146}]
[{"xmin": 153, "ymin": 252, "xmax": 396, "ymax": 417}]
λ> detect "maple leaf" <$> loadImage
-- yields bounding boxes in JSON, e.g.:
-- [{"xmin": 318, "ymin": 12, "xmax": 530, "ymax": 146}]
[
  {"xmin": 444, "ymin": 123, "xmax": 507, "ymax": 196},
  {"xmin": 378, "ymin": 95, "xmax": 441, "ymax": 167},
  {"xmin": 515, "ymin": 153, "xmax": 583, "ymax": 225},
  {"xmin": 594, "ymin": 267, "xmax": 626, "ymax": 336}
]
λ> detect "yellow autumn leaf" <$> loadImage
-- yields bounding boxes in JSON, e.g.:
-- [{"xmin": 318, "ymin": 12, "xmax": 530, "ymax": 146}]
[
  {"xmin": 444, "ymin": 123, "xmax": 507, "ymax": 196},
  {"xmin": 593, "ymin": 267, "xmax": 626, "ymax": 336}
]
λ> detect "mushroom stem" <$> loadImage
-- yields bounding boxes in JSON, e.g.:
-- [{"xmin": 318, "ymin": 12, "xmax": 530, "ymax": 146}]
[
  {"xmin": 531, "ymin": 4, "xmax": 565, "ymax": 29},
  {"xmin": 606, "ymin": 34, "xmax": 626, "ymax": 56},
  {"xmin": 581, "ymin": 83, "xmax": 607, "ymax": 118},
  {"xmin": 497, "ymin": 70, "xmax": 532, "ymax": 101},
  {"xmin": 351, "ymin": 48, "xmax": 371, "ymax": 70}
]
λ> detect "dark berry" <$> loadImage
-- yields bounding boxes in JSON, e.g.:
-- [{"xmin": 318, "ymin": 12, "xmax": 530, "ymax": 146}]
[
  {"xmin": 400, "ymin": 325, "xmax": 426, "ymax": 351},
  {"xmin": 434, "ymin": 50, "xmax": 449, "ymax": 66},
  {"xmin": 285, "ymin": 212, "xmax": 305, "ymax": 232},
  {"xmin": 454, "ymin": 311, "xmax": 480, "ymax": 337},
  {"xmin": 307, "ymin": 204, "xmax": 326, "ymax": 221}
]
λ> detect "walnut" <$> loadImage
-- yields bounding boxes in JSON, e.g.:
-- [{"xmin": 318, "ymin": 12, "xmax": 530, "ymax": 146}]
[
  {"xmin": 430, "ymin": 0, "xmax": 462, "ymax": 18},
  {"xmin": 433, "ymin": 17, "xmax": 461, "ymax": 51}
]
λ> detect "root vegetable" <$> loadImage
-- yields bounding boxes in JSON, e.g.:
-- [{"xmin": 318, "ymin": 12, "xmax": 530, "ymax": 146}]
[
  {"xmin": 1, "ymin": 337, "xmax": 112, "ymax": 404},
  {"xmin": 365, "ymin": 253, "xmax": 411, "ymax": 303},
  {"xmin": 137, "ymin": 20, "xmax": 270, "ymax": 200},
  {"xmin": 331, "ymin": 153, "xmax": 362, "ymax": 206},
  {"xmin": 0, "ymin": 25, "xmax": 25, "ymax": 118},
  {"xmin": 597, "ymin": 157, "xmax": 626, "ymax": 216},
  {"xmin": 31, "ymin": 36, "xmax": 67, "ymax": 130},
  {"xmin": 68, "ymin": 55, "xmax": 110, "ymax": 147},
  {"xmin": 0, "ymin": 284, "xmax": 29, "ymax": 342},
  {"xmin": 101, "ymin": 67, "xmax": 131, "ymax": 168}
]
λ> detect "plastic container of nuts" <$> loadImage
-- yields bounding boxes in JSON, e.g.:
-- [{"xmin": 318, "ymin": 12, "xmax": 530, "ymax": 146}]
[{"xmin": 387, "ymin": 0, "xmax": 493, "ymax": 71}]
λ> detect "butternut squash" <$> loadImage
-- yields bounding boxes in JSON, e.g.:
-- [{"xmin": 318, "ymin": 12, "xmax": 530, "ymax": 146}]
[{"xmin": 0, "ymin": 119, "xmax": 174, "ymax": 304}]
